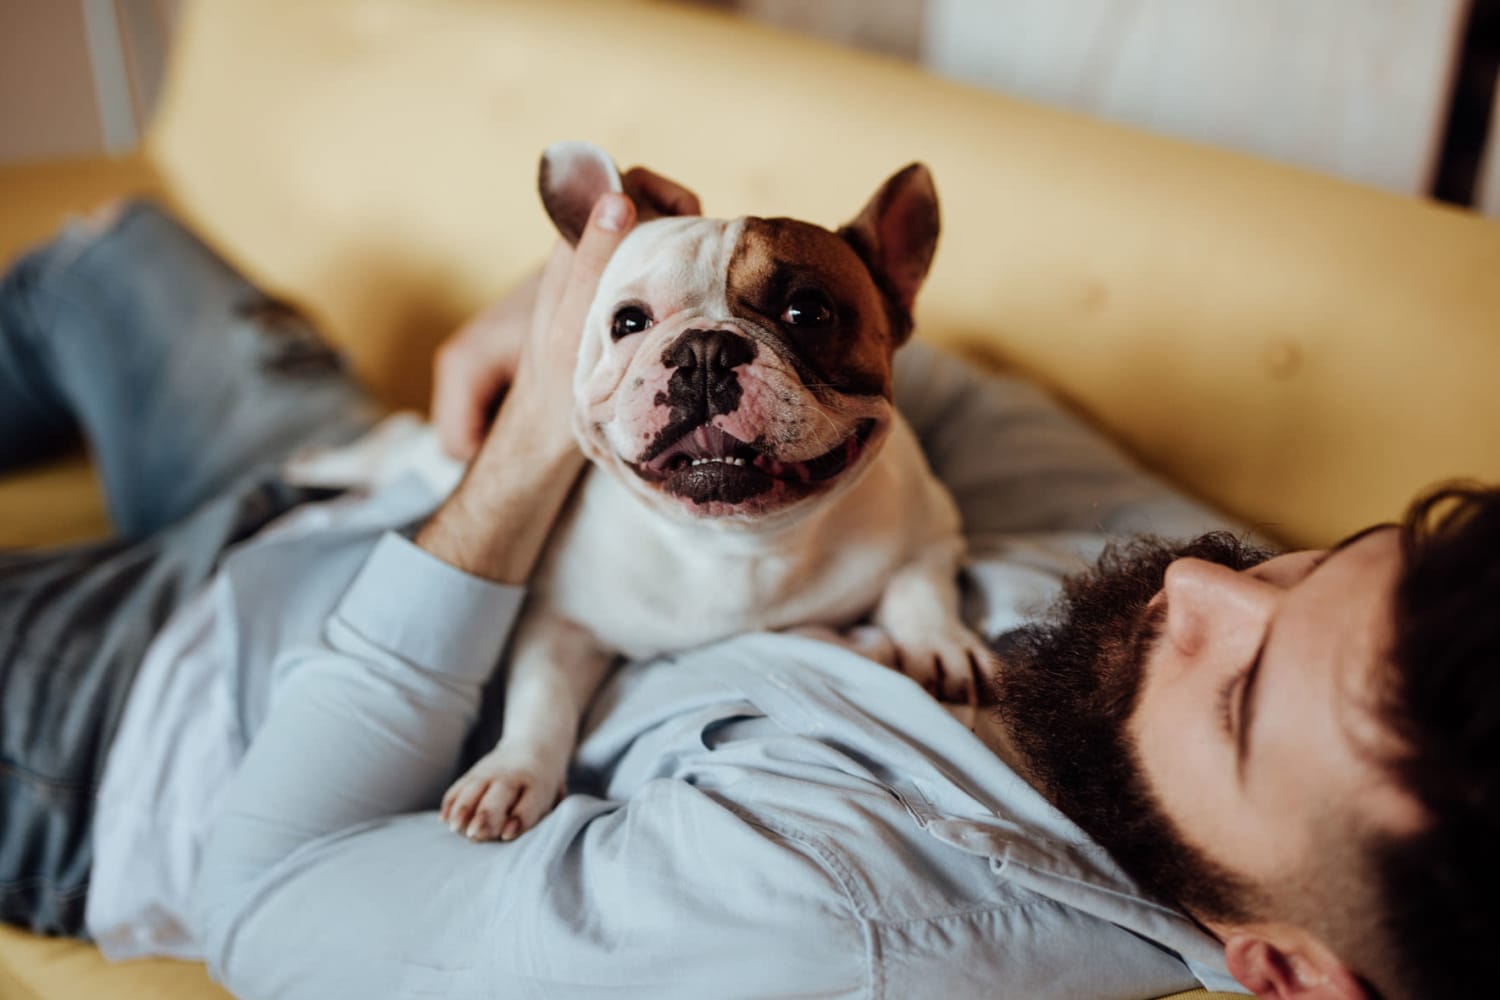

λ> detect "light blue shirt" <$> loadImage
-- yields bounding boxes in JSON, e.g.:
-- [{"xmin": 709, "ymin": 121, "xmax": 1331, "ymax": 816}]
[{"xmin": 187, "ymin": 344, "xmax": 1251, "ymax": 998}]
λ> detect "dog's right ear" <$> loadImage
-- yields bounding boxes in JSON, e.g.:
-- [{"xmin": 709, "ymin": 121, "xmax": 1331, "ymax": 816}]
[{"xmin": 539, "ymin": 142, "xmax": 625, "ymax": 246}]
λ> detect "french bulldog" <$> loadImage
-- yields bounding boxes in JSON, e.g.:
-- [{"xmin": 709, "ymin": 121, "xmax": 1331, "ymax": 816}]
[{"xmin": 442, "ymin": 142, "xmax": 996, "ymax": 841}]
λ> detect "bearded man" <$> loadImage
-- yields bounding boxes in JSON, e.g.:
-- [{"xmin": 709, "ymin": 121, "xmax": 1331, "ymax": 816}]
[{"xmin": 0, "ymin": 193, "xmax": 1492, "ymax": 1000}]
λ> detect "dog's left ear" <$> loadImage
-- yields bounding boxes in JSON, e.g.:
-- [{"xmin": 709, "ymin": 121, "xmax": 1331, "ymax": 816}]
[
  {"xmin": 539, "ymin": 143, "xmax": 703, "ymax": 245},
  {"xmin": 839, "ymin": 163, "xmax": 940, "ymax": 334},
  {"xmin": 539, "ymin": 141, "xmax": 625, "ymax": 245}
]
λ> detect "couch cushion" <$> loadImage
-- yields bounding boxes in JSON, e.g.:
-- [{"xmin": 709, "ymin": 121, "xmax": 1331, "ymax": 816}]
[
  {"xmin": 0, "ymin": 925, "xmax": 229, "ymax": 1000},
  {"xmin": 148, "ymin": 0, "xmax": 1500, "ymax": 549}
]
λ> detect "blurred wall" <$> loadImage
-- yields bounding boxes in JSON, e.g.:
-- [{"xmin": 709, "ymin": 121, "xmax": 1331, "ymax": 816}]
[
  {"xmin": 923, "ymin": 0, "xmax": 1466, "ymax": 197},
  {"xmin": 717, "ymin": 0, "xmax": 1498, "ymax": 211},
  {"xmin": 0, "ymin": 2, "xmax": 104, "ymax": 162},
  {"xmin": 5, "ymin": 0, "xmax": 1497, "ymax": 215},
  {"xmin": 0, "ymin": 0, "xmax": 179, "ymax": 165},
  {"xmin": 1485, "ymin": 92, "xmax": 1500, "ymax": 213},
  {"xmin": 728, "ymin": 0, "xmax": 925, "ymax": 60}
]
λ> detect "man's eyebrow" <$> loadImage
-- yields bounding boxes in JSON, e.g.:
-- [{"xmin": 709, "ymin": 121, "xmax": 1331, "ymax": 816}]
[{"xmin": 1235, "ymin": 523, "xmax": 1396, "ymax": 780}]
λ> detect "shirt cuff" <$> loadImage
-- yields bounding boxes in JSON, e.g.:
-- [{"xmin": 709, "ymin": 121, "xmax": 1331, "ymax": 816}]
[{"xmin": 333, "ymin": 531, "xmax": 526, "ymax": 682}]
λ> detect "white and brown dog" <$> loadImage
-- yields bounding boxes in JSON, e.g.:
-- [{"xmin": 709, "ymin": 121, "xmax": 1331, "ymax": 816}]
[{"xmin": 443, "ymin": 143, "xmax": 995, "ymax": 841}]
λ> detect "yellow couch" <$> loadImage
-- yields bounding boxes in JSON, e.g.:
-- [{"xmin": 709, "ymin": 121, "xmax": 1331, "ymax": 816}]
[{"xmin": 3, "ymin": 0, "xmax": 1498, "ymax": 996}]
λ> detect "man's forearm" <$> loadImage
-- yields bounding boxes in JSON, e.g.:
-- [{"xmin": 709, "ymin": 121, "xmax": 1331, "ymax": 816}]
[
  {"xmin": 419, "ymin": 192, "xmax": 634, "ymax": 582},
  {"xmin": 192, "ymin": 532, "xmax": 527, "ymax": 981},
  {"xmin": 416, "ymin": 400, "xmax": 586, "ymax": 584}
]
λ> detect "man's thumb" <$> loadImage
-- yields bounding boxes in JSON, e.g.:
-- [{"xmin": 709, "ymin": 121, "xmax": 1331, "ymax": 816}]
[{"xmin": 560, "ymin": 192, "xmax": 636, "ymax": 317}]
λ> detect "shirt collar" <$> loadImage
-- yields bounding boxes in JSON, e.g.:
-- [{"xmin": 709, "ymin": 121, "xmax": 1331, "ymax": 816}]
[{"xmin": 697, "ymin": 631, "xmax": 1239, "ymax": 990}]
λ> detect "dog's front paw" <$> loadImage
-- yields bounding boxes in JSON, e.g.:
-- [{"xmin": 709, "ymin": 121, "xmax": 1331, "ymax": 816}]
[
  {"xmin": 440, "ymin": 747, "xmax": 566, "ymax": 842},
  {"xmin": 885, "ymin": 623, "xmax": 999, "ymax": 705}
]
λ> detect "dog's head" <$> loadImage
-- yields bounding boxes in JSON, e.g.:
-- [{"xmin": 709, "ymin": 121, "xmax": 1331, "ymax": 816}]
[{"xmin": 540, "ymin": 142, "xmax": 939, "ymax": 527}]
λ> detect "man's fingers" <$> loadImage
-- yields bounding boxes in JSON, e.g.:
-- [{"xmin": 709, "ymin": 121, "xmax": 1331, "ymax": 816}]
[
  {"xmin": 551, "ymin": 193, "xmax": 635, "ymax": 338},
  {"xmin": 622, "ymin": 167, "xmax": 702, "ymax": 218},
  {"xmin": 431, "ymin": 270, "xmax": 540, "ymax": 459},
  {"xmin": 432, "ymin": 339, "xmax": 484, "ymax": 460},
  {"xmin": 583, "ymin": 191, "xmax": 635, "ymax": 240},
  {"xmin": 529, "ymin": 239, "xmax": 575, "ymax": 346},
  {"xmin": 433, "ymin": 336, "xmax": 514, "ymax": 460}
]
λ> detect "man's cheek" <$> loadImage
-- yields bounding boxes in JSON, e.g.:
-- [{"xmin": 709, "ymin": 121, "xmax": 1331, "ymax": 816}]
[
  {"xmin": 1129, "ymin": 699, "xmax": 1196, "ymax": 809},
  {"xmin": 1132, "ymin": 690, "xmax": 1247, "ymax": 853}
]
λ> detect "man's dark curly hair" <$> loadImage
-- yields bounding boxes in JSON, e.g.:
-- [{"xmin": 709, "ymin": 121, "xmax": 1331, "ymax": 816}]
[{"xmin": 1367, "ymin": 484, "xmax": 1500, "ymax": 999}]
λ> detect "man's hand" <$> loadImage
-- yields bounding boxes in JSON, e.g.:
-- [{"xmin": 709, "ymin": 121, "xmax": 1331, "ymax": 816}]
[
  {"xmin": 431, "ymin": 167, "xmax": 702, "ymax": 461},
  {"xmin": 416, "ymin": 192, "xmax": 636, "ymax": 583},
  {"xmin": 430, "ymin": 270, "xmax": 540, "ymax": 462}
]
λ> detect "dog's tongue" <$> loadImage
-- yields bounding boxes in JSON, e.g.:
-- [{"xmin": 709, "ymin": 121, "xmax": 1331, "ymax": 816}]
[
  {"xmin": 642, "ymin": 423, "xmax": 752, "ymax": 474},
  {"xmin": 682, "ymin": 423, "xmax": 743, "ymax": 459}
]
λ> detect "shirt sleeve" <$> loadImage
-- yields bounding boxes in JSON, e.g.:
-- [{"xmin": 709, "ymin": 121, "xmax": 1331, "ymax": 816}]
[
  {"xmin": 191, "ymin": 534, "xmax": 873, "ymax": 1000},
  {"xmin": 190, "ymin": 531, "xmax": 525, "ymax": 978}
]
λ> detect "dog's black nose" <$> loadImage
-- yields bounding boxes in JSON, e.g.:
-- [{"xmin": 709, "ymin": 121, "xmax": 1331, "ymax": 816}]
[
  {"xmin": 663, "ymin": 329, "xmax": 756, "ymax": 375},
  {"xmin": 660, "ymin": 329, "xmax": 756, "ymax": 421}
]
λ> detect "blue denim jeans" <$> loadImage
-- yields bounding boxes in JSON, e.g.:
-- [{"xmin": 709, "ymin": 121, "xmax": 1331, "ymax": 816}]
[{"xmin": 0, "ymin": 202, "xmax": 377, "ymax": 936}]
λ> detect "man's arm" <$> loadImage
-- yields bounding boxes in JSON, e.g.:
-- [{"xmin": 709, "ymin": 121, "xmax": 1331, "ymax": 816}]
[{"xmin": 189, "ymin": 193, "xmax": 637, "ymax": 981}]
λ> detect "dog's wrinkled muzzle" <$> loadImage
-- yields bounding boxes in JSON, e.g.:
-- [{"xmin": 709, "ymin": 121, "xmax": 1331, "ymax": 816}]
[
  {"xmin": 629, "ymin": 419, "xmax": 876, "ymax": 505},
  {"xmin": 635, "ymin": 329, "xmax": 757, "ymax": 464}
]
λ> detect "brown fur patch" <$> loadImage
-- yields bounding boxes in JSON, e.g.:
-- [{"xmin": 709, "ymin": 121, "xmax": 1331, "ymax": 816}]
[{"xmin": 724, "ymin": 217, "xmax": 895, "ymax": 397}]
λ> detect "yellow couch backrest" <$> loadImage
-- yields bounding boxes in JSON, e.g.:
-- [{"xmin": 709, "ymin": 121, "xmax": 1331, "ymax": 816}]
[{"xmin": 149, "ymin": 0, "xmax": 1500, "ymax": 549}]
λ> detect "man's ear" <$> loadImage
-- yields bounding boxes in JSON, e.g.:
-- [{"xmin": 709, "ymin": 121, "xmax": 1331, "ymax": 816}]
[
  {"xmin": 539, "ymin": 141, "xmax": 625, "ymax": 246},
  {"xmin": 837, "ymin": 162, "xmax": 940, "ymax": 334},
  {"xmin": 1223, "ymin": 926, "xmax": 1370, "ymax": 1000}
]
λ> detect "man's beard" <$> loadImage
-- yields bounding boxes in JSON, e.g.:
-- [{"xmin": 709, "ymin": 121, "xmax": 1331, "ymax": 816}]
[{"xmin": 991, "ymin": 531, "xmax": 1276, "ymax": 925}]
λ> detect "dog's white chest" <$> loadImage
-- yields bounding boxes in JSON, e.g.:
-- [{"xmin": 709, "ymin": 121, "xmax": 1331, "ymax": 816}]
[{"xmin": 534, "ymin": 415, "xmax": 956, "ymax": 659}]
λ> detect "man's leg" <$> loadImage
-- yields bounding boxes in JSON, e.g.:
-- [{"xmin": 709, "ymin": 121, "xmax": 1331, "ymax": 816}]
[
  {"xmin": 0, "ymin": 479, "xmax": 341, "ymax": 936},
  {"xmin": 0, "ymin": 200, "xmax": 378, "ymax": 536},
  {"xmin": 0, "ymin": 202, "xmax": 377, "ymax": 935}
]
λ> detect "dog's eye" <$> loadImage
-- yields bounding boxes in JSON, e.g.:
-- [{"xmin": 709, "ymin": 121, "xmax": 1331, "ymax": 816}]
[
  {"xmin": 611, "ymin": 305, "xmax": 653, "ymax": 340},
  {"xmin": 781, "ymin": 290, "xmax": 835, "ymax": 329}
]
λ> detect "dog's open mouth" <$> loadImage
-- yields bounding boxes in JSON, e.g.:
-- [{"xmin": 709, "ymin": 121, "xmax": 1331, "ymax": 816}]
[{"xmin": 629, "ymin": 420, "xmax": 876, "ymax": 506}]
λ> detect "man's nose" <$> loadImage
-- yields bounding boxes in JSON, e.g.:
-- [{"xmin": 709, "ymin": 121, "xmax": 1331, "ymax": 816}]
[{"xmin": 1161, "ymin": 558, "xmax": 1279, "ymax": 660}]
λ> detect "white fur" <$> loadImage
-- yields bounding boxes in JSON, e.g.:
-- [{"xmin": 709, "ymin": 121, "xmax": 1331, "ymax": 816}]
[
  {"xmin": 541, "ymin": 414, "xmax": 957, "ymax": 659},
  {"xmin": 444, "ymin": 207, "xmax": 995, "ymax": 842}
]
